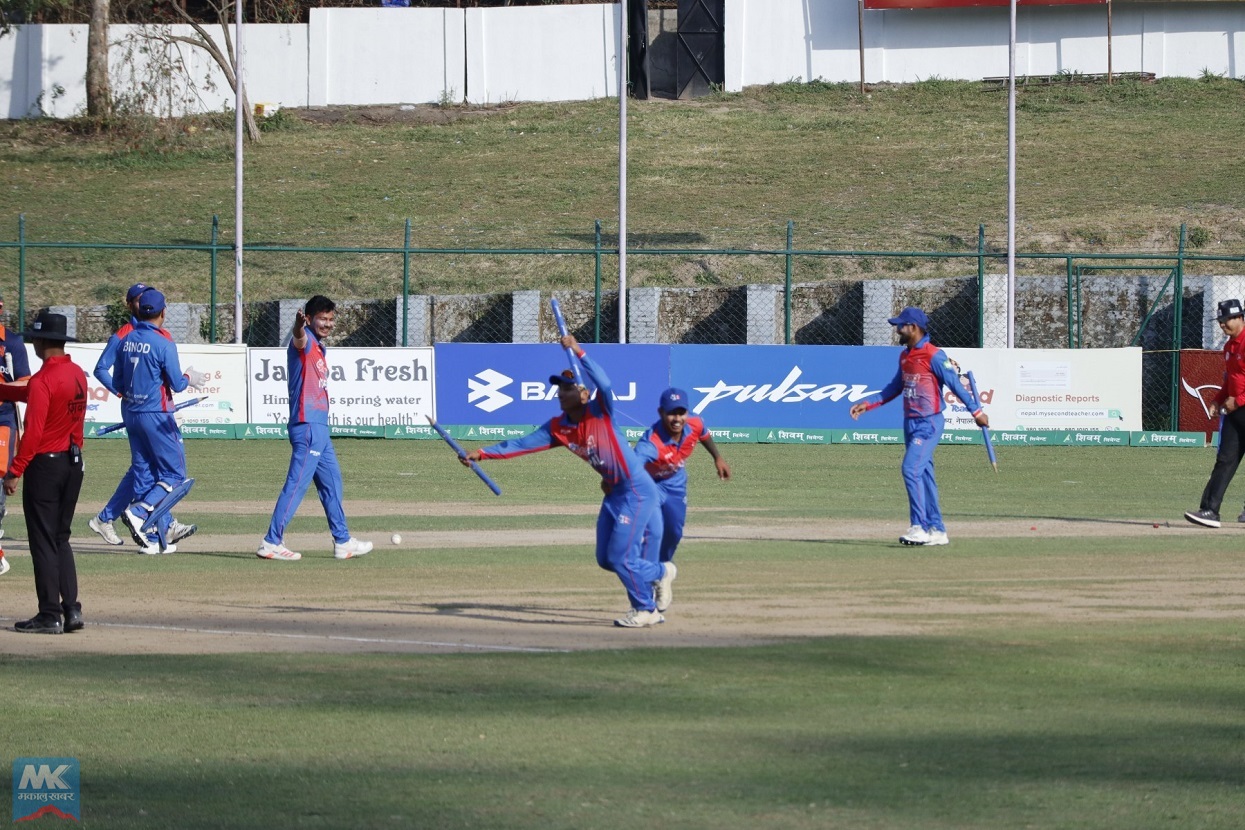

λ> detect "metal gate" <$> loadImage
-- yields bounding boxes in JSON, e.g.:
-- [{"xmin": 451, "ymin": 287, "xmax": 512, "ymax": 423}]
[{"xmin": 675, "ymin": 0, "xmax": 724, "ymax": 99}]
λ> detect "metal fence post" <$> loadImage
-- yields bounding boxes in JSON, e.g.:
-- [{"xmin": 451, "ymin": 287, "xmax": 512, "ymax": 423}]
[
  {"xmin": 1065, "ymin": 257, "xmax": 1075, "ymax": 349},
  {"xmin": 784, "ymin": 220, "xmax": 794, "ymax": 344},
  {"xmin": 401, "ymin": 218, "xmax": 411, "ymax": 347},
  {"xmin": 1172, "ymin": 223, "xmax": 1187, "ymax": 430},
  {"xmin": 17, "ymin": 214, "xmax": 25, "ymax": 328},
  {"xmin": 977, "ymin": 224, "xmax": 985, "ymax": 346},
  {"xmin": 209, "ymin": 215, "xmax": 219, "ymax": 344},
  {"xmin": 594, "ymin": 220, "xmax": 602, "ymax": 344}
]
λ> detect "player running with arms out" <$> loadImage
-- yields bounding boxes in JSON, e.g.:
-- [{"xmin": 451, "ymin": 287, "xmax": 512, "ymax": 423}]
[
  {"xmin": 89, "ymin": 283, "xmax": 198, "ymax": 550},
  {"xmin": 258, "ymin": 296, "xmax": 372, "ymax": 562},
  {"xmin": 633, "ymin": 387, "xmax": 731, "ymax": 612},
  {"xmin": 849, "ymin": 306, "xmax": 988, "ymax": 546},
  {"xmin": 462, "ymin": 335, "xmax": 674, "ymax": 628}
]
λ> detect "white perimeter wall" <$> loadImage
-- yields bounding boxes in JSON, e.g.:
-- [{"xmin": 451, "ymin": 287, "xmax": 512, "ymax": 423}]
[
  {"xmin": 727, "ymin": 0, "xmax": 1245, "ymax": 88},
  {"xmin": 0, "ymin": 0, "xmax": 1242, "ymax": 118}
]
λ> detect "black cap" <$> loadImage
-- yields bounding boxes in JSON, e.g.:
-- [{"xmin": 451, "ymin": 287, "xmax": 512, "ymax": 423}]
[
  {"xmin": 1218, "ymin": 299, "xmax": 1243, "ymax": 323},
  {"xmin": 21, "ymin": 311, "xmax": 78, "ymax": 342}
]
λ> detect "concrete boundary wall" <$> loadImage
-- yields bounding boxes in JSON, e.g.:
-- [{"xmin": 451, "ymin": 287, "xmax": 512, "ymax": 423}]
[
  {"xmin": 1, "ymin": 2, "xmax": 1243, "ymax": 118},
  {"xmin": 58, "ymin": 275, "xmax": 1245, "ymax": 350}
]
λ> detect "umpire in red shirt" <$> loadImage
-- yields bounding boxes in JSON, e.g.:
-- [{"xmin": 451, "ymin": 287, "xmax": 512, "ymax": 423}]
[
  {"xmin": 0, "ymin": 311, "xmax": 88, "ymax": 633},
  {"xmin": 1186, "ymin": 299, "xmax": 1245, "ymax": 528}
]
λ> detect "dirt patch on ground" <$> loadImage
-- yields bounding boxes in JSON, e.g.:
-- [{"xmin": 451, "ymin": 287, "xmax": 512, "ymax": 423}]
[
  {"xmin": 0, "ymin": 506, "xmax": 1233, "ymax": 657},
  {"xmin": 291, "ymin": 103, "xmax": 517, "ymax": 127}
]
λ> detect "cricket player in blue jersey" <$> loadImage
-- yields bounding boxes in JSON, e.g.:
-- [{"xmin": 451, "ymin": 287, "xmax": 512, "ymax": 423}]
[
  {"xmin": 850, "ymin": 306, "xmax": 989, "ymax": 546},
  {"xmin": 114, "ymin": 289, "xmax": 209, "ymax": 554},
  {"xmin": 633, "ymin": 388, "xmax": 731, "ymax": 610},
  {"xmin": 0, "ymin": 293, "xmax": 31, "ymax": 540},
  {"xmin": 258, "ymin": 295, "xmax": 373, "ymax": 562},
  {"xmin": 89, "ymin": 283, "xmax": 198, "ymax": 550},
  {"xmin": 463, "ymin": 335, "xmax": 674, "ymax": 628}
]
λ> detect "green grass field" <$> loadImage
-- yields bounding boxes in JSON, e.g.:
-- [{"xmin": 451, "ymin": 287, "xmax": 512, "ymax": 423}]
[{"xmin": 2, "ymin": 440, "xmax": 1243, "ymax": 829}]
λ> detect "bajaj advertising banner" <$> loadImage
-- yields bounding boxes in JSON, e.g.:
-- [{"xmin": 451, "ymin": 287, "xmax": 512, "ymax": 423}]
[
  {"xmin": 670, "ymin": 345, "xmax": 899, "ymax": 429},
  {"xmin": 670, "ymin": 345, "xmax": 1140, "ymax": 432},
  {"xmin": 433, "ymin": 343, "xmax": 672, "ymax": 427}
]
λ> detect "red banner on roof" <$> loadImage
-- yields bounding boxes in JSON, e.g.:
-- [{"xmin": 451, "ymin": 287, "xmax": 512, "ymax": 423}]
[{"xmin": 865, "ymin": 0, "xmax": 1105, "ymax": 8}]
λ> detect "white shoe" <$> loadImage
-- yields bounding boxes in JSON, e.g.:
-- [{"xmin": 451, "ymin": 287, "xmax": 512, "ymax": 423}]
[
  {"xmin": 654, "ymin": 562, "xmax": 677, "ymax": 613},
  {"xmin": 900, "ymin": 525, "xmax": 930, "ymax": 545},
  {"xmin": 333, "ymin": 538, "xmax": 373, "ymax": 560},
  {"xmin": 0, "ymin": 555, "xmax": 9, "ymax": 576},
  {"xmin": 89, "ymin": 515, "xmax": 125, "ymax": 546},
  {"xmin": 257, "ymin": 541, "xmax": 302, "ymax": 561},
  {"xmin": 137, "ymin": 536, "xmax": 162, "ymax": 555},
  {"xmin": 168, "ymin": 520, "xmax": 197, "ymax": 543},
  {"xmin": 927, "ymin": 529, "xmax": 949, "ymax": 546},
  {"xmin": 121, "ymin": 507, "xmax": 149, "ymax": 545},
  {"xmin": 614, "ymin": 608, "xmax": 664, "ymax": 628}
]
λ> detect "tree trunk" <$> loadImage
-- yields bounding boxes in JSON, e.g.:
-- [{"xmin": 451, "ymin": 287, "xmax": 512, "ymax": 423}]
[{"xmin": 86, "ymin": 0, "xmax": 111, "ymax": 117}]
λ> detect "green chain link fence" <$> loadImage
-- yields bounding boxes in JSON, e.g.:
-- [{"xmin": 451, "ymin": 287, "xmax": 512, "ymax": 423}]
[{"xmin": 3, "ymin": 216, "xmax": 1243, "ymax": 430}]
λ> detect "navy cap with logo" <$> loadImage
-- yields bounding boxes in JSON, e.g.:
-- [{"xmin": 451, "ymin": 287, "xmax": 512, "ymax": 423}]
[
  {"xmin": 659, "ymin": 387, "xmax": 690, "ymax": 413},
  {"xmin": 887, "ymin": 306, "xmax": 929, "ymax": 330},
  {"xmin": 1217, "ymin": 299, "xmax": 1243, "ymax": 323},
  {"xmin": 548, "ymin": 369, "xmax": 580, "ymax": 387},
  {"xmin": 126, "ymin": 283, "xmax": 149, "ymax": 303},
  {"xmin": 138, "ymin": 288, "xmax": 166, "ymax": 317}
]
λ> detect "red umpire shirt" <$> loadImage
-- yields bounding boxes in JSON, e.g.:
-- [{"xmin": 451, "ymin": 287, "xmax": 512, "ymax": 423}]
[{"xmin": 0, "ymin": 353, "xmax": 88, "ymax": 472}]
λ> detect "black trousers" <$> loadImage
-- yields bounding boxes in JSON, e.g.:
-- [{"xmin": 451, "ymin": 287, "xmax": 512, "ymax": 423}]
[
  {"xmin": 23, "ymin": 452, "xmax": 84, "ymax": 618},
  {"xmin": 1200, "ymin": 408, "xmax": 1245, "ymax": 515}
]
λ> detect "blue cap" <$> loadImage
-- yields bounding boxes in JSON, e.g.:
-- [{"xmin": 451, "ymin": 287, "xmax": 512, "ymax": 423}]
[
  {"xmin": 887, "ymin": 306, "xmax": 928, "ymax": 330},
  {"xmin": 659, "ymin": 387, "xmax": 690, "ymax": 413},
  {"xmin": 126, "ymin": 283, "xmax": 149, "ymax": 303},
  {"xmin": 137, "ymin": 288, "xmax": 166, "ymax": 317}
]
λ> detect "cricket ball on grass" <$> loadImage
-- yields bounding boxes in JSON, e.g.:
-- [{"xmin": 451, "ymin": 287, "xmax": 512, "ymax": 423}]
[{"xmin": 391, "ymin": 533, "xmax": 402, "ymax": 545}]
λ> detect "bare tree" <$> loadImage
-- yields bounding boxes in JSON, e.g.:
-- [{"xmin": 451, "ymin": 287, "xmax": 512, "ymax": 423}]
[
  {"xmin": 86, "ymin": 0, "xmax": 111, "ymax": 117},
  {"xmin": 158, "ymin": 0, "xmax": 259, "ymax": 141}
]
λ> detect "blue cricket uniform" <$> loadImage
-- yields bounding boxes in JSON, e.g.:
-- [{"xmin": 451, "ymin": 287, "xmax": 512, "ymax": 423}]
[
  {"xmin": 113, "ymin": 320, "xmax": 190, "ymax": 536},
  {"xmin": 860, "ymin": 335, "xmax": 982, "ymax": 531},
  {"xmin": 264, "ymin": 328, "xmax": 352, "ymax": 545},
  {"xmin": 634, "ymin": 415, "xmax": 713, "ymax": 564},
  {"xmin": 476, "ymin": 352, "xmax": 665, "ymax": 611},
  {"xmin": 0, "ymin": 322, "xmax": 31, "ymax": 527},
  {"xmin": 94, "ymin": 319, "xmax": 174, "ymax": 524}
]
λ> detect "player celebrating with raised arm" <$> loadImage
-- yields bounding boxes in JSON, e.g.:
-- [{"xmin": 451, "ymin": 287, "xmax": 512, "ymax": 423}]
[
  {"xmin": 849, "ymin": 306, "xmax": 988, "ymax": 546},
  {"xmin": 258, "ymin": 295, "xmax": 372, "ymax": 562},
  {"xmin": 462, "ymin": 335, "xmax": 674, "ymax": 628},
  {"xmin": 633, "ymin": 387, "xmax": 730, "ymax": 611}
]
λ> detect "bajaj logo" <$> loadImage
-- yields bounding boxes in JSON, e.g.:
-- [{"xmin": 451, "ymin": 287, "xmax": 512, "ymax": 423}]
[{"xmin": 468, "ymin": 369, "xmax": 514, "ymax": 413}]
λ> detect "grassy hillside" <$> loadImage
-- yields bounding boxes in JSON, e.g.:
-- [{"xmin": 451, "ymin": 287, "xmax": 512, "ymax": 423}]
[{"xmin": 0, "ymin": 77, "xmax": 1242, "ymax": 310}]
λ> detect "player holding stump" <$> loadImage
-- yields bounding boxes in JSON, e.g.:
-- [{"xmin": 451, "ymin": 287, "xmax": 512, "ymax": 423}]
[
  {"xmin": 849, "ymin": 306, "xmax": 988, "ymax": 546},
  {"xmin": 258, "ymin": 295, "xmax": 373, "ymax": 561},
  {"xmin": 462, "ymin": 335, "xmax": 674, "ymax": 628},
  {"xmin": 634, "ymin": 388, "xmax": 730, "ymax": 610}
]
